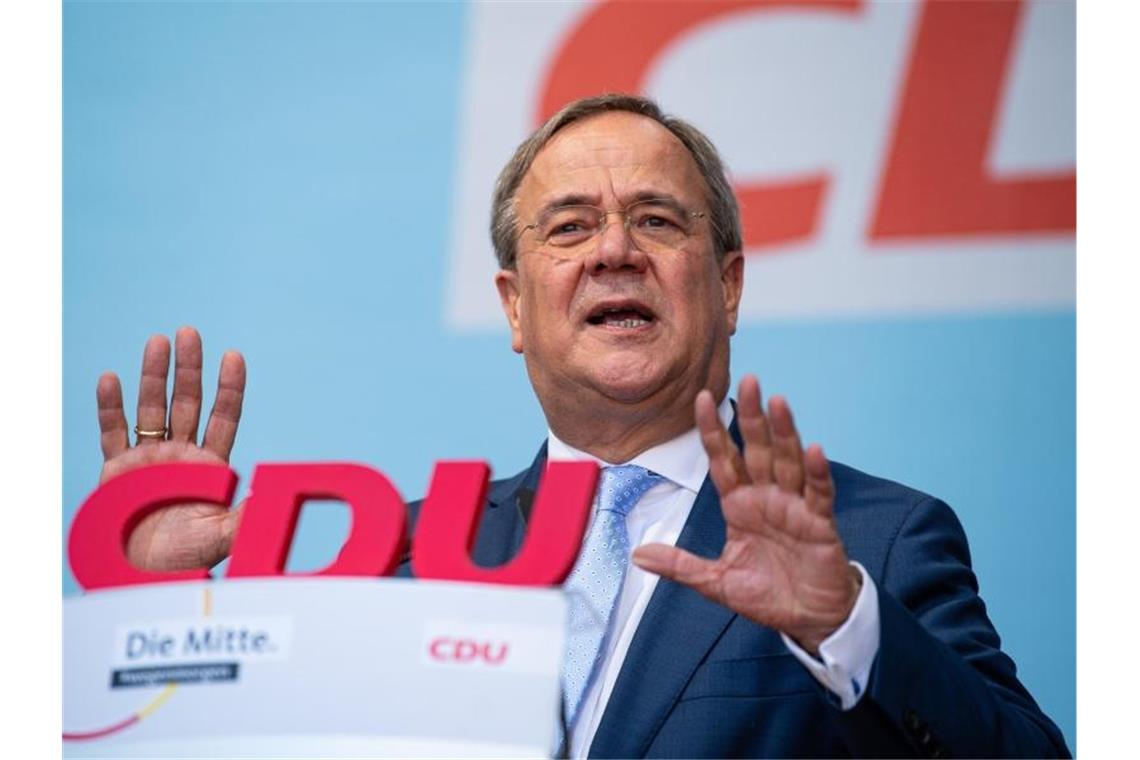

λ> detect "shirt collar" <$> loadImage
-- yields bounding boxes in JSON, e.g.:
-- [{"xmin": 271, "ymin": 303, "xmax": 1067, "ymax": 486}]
[{"xmin": 546, "ymin": 397, "xmax": 734, "ymax": 494}]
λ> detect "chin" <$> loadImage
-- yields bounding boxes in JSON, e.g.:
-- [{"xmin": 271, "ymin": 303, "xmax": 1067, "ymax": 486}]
[{"xmin": 587, "ymin": 355, "xmax": 671, "ymax": 404}]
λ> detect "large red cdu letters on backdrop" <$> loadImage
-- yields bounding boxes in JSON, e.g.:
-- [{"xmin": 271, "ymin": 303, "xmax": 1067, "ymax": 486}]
[
  {"xmin": 413, "ymin": 461, "xmax": 598, "ymax": 586},
  {"xmin": 870, "ymin": 0, "xmax": 1075, "ymax": 239},
  {"xmin": 226, "ymin": 463, "xmax": 408, "ymax": 579},
  {"xmin": 538, "ymin": 0, "xmax": 861, "ymax": 251},
  {"xmin": 68, "ymin": 460, "xmax": 599, "ymax": 591},
  {"xmin": 68, "ymin": 463, "xmax": 237, "ymax": 591},
  {"xmin": 539, "ymin": 0, "xmax": 1073, "ymax": 248}
]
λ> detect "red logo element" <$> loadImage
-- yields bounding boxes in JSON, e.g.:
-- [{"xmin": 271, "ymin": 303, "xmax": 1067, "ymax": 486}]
[
  {"xmin": 67, "ymin": 463, "xmax": 236, "ymax": 590},
  {"xmin": 67, "ymin": 460, "xmax": 598, "ymax": 591},
  {"xmin": 227, "ymin": 463, "xmax": 408, "ymax": 580},
  {"xmin": 537, "ymin": 0, "xmax": 1073, "ymax": 249},
  {"xmin": 412, "ymin": 461, "xmax": 597, "ymax": 586},
  {"xmin": 870, "ymin": 0, "xmax": 1075, "ymax": 239},
  {"xmin": 428, "ymin": 637, "xmax": 510, "ymax": 666}
]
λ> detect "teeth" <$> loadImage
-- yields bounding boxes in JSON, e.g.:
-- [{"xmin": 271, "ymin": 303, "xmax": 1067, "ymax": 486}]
[{"xmin": 589, "ymin": 306, "xmax": 651, "ymax": 328}]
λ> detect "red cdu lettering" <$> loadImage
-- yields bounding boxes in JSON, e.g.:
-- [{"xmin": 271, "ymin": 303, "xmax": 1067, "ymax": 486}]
[
  {"xmin": 412, "ymin": 461, "xmax": 598, "ymax": 586},
  {"xmin": 69, "ymin": 459, "xmax": 597, "ymax": 590},
  {"xmin": 226, "ymin": 463, "xmax": 408, "ymax": 579},
  {"xmin": 67, "ymin": 463, "xmax": 238, "ymax": 591},
  {"xmin": 537, "ymin": 0, "xmax": 862, "ymax": 251},
  {"xmin": 870, "ymin": 0, "xmax": 1075, "ymax": 240},
  {"xmin": 429, "ymin": 637, "xmax": 449, "ymax": 660},
  {"xmin": 427, "ymin": 637, "xmax": 511, "ymax": 666}
]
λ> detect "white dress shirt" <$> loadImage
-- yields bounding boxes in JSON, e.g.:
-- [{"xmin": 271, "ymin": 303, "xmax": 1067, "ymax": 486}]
[{"xmin": 547, "ymin": 398, "xmax": 880, "ymax": 758}]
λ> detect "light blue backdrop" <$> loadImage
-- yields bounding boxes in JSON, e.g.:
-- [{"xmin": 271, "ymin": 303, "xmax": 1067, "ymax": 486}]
[{"xmin": 63, "ymin": 1, "xmax": 1075, "ymax": 747}]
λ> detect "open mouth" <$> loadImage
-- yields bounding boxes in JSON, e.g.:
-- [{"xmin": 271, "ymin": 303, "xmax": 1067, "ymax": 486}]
[{"xmin": 585, "ymin": 302, "xmax": 656, "ymax": 329}]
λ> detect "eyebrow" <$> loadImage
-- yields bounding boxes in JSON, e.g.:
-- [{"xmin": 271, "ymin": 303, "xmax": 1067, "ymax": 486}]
[
  {"xmin": 538, "ymin": 192, "xmax": 600, "ymax": 213},
  {"xmin": 536, "ymin": 190, "xmax": 687, "ymax": 215}
]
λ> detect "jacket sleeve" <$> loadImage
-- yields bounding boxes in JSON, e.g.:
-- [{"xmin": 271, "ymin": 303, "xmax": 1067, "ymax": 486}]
[{"xmin": 833, "ymin": 496, "xmax": 1070, "ymax": 758}]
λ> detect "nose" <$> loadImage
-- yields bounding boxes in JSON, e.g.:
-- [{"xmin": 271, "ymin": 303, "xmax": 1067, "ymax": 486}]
[{"xmin": 583, "ymin": 214, "xmax": 649, "ymax": 275}]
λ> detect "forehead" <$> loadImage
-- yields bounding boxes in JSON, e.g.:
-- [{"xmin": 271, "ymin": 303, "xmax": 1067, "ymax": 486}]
[{"xmin": 518, "ymin": 111, "xmax": 707, "ymax": 210}]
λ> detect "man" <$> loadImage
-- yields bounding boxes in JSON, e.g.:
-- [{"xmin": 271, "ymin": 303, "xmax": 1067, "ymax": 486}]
[{"xmin": 94, "ymin": 94, "xmax": 1069, "ymax": 757}]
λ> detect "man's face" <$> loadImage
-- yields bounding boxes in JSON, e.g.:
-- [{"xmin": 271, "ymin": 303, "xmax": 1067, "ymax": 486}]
[{"xmin": 496, "ymin": 111, "xmax": 743, "ymax": 425}]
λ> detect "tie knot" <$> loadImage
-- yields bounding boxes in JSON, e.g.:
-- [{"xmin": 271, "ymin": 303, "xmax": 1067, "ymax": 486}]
[{"xmin": 597, "ymin": 465, "xmax": 664, "ymax": 518}]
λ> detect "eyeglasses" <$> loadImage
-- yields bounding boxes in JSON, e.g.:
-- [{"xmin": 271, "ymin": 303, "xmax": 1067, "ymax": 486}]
[{"xmin": 521, "ymin": 198, "xmax": 708, "ymax": 254}]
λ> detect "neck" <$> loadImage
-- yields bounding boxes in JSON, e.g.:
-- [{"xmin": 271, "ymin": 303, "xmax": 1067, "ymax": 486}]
[
  {"xmin": 542, "ymin": 378, "xmax": 728, "ymax": 464},
  {"xmin": 551, "ymin": 410, "xmax": 693, "ymax": 464}
]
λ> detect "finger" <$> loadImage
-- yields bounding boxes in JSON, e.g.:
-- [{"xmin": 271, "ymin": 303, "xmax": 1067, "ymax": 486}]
[
  {"xmin": 695, "ymin": 389, "xmax": 748, "ymax": 495},
  {"xmin": 168, "ymin": 326, "xmax": 204, "ymax": 442},
  {"xmin": 96, "ymin": 372, "xmax": 129, "ymax": 459},
  {"xmin": 135, "ymin": 334, "xmax": 171, "ymax": 445},
  {"xmin": 632, "ymin": 543, "xmax": 723, "ymax": 601},
  {"xmin": 202, "ymin": 350, "xmax": 246, "ymax": 461},
  {"xmin": 768, "ymin": 395, "xmax": 805, "ymax": 493},
  {"xmin": 737, "ymin": 374, "xmax": 774, "ymax": 485},
  {"xmin": 804, "ymin": 443, "xmax": 836, "ymax": 519}
]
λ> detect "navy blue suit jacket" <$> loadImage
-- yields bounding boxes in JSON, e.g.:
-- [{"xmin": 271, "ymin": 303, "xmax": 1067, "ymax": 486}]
[{"xmin": 404, "ymin": 422, "xmax": 1070, "ymax": 758}]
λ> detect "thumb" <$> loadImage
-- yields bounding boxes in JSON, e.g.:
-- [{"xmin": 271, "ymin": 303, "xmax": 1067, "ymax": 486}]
[{"xmin": 219, "ymin": 498, "xmax": 246, "ymax": 554}]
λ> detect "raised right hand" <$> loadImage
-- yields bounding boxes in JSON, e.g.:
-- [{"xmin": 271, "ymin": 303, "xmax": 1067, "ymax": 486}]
[{"xmin": 96, "ymin": 326, "xmax": 246, "ymax": 572}]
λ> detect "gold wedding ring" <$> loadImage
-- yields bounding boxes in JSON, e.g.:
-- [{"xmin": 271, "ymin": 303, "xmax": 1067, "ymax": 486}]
[{"xmin": 134, "ymin": 425, "xmax": 168, "ymax": 442}]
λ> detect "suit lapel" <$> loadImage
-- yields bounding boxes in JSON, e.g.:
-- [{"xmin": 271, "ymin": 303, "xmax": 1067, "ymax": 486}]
[{"xmin": 588, "ymin": 458, "xmax": 737, "ymax": 757}]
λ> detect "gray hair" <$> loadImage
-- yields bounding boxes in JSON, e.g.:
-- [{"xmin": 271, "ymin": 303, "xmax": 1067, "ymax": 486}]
[{"xmin": 490, "ymin": 93, "xmax": 743, "ymax": 270}]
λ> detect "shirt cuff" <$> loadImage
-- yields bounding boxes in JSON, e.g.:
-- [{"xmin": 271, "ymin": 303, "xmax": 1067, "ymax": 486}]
[{"xmin": 780, "ymin": 561, "xmax": 880, "ymax": 710}]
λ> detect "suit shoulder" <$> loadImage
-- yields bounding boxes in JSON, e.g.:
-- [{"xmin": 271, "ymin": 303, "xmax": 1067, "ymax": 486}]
[
  {"xmin": 828, "ymin": 459, "xmax": 961, "ymax": 579},
  {"xmin": 829, "ymin": 459, "xmax": 935, "ymax": 514}
]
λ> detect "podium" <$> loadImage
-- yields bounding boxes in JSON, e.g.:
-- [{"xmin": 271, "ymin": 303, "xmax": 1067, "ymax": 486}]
[{"xmin": 63, "ymin": 578, "xmax": 566, "ymax": 757}]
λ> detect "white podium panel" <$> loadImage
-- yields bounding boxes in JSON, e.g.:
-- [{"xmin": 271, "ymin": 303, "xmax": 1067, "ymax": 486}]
[{"xmin": 63, "ymin": 578, "xmax": 567, "ymax": 757}]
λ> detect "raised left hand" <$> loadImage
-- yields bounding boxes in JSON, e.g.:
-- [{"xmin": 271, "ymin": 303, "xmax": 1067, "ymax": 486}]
[{"xmin": 632, "ymin": 375, "xmax": 860, "ymax": 654}]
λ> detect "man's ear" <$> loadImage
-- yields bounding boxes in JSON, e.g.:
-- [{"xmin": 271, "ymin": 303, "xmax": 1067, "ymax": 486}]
[
  {"xmin": 720, "ymin": 250, "xmax": 744, "ymax": 336},
  {"xmin": 495, "ymin": 269, "xmax": 525, "ymax": 354}
]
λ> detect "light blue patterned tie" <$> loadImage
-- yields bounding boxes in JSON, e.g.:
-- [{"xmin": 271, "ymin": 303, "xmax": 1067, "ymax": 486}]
[{"xmin": 561, "ymin": 464, "xmax": 665, "ymax": 732}]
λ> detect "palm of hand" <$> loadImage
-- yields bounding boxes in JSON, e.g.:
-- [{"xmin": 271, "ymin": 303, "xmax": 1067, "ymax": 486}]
[
  {"xmin": 100, "ymin": 441, "xmax": 238, "ymax": 572},
  {"xmin": 714, "ymin": 482, "xmax": 856, "ymax": 643}
]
